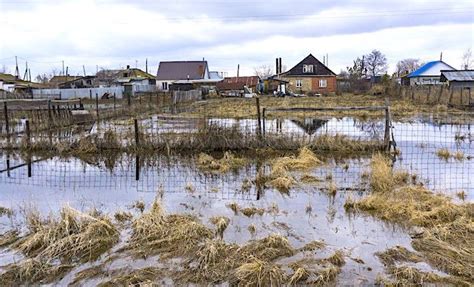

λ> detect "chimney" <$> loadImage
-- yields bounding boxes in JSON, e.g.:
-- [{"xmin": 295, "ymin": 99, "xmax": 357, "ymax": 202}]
[
  {"xmin": 279, "ymin": 58, "xmax": 282, "ymax": 74},
  {"xmin": 126, "ymin": 65, "xmax": 130, "ymax": 69},
  {"xmin": 440, "ymin": 52, "xmax": 443, "ymax": 61}
]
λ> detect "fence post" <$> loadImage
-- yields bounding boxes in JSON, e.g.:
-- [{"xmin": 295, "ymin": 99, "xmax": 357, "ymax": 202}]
[
  {"xmin": 134, "ymin": 119, "xmax": 140, "ymax": 148},
  {"xmin": 89, "ymin": 89, "xmax": 92, "ymax": 100},
  {"xmin": 437, "ymin": 86, "xmax": 444, "ymax": 103},
  {"xmin": 384, "ymin": 106, "xmax": 392, "ymax": 152},
  {"xmin": 256, "ymin": 97, "xmax": 262, "ymax": 136},
  {"xmin": 427, "ymin": 86, "xmax": 431, "ymax": 103},
  {"xmin": 3, "ymin": 102, "xmax": 9, "ymax": 142},
  {"xmin": 59, "ymin": 91, "xmax": 62, "ymax": 100},
  {"xmin": 25, "ymin": 119, "xmax": 31, "ymax": 149},
  {"xmin": 448, "ymin": 87, "xmax": 454, "ymax": 105},
  {"xmin": 262, "ymin": 108, "xmax": 266, "ymax": 137},
  {"xmin": 127, "ymin": 92, "xmax": 131, "ymax": 107},
  {"xmin": 469, "ymin": 88, "xmax": 472, "ymax": 106},
  {"xmin": 79, "ymin": 98, "xmax": 83, "ymax": 109},
  {"xmin": 113, "ymin": 92, "xmax": 116, "ymax": 112},
  {"xmin": 460, "ymin": 87, "xmax": 464, "ymax": 106},
  {"xmin": 95, "ymin": 93, "xmax": 99, "ymax": 122}
]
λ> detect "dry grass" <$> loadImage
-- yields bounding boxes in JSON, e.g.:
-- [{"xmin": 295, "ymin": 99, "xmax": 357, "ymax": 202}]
[
  {"xmin": 197, "ymin": 151, "xmax": 246, "ymax": 173},
  {"xmin": 376, "ymin": 245, "xmax": 422, "ymax": 266},
  {"xmin": 0, "ymin": 230, "xmax": 19, "ymax": 247},
  {"xmin": 70, "ymin": 265, "xmax": 106, "ymax": 286},
  {"xmin": 126, "ymin": 199, "xmax": 213, "ymax": 258},
  {"xmin": 12, "ymin": 207, "xmax": 119, "ymax": 263},
  {"xmin": 300, "ymin": 173, "xmax": 322, "ymax": 184},
  {"xmin": 436, "ymin": 148, "xmax": 451, "ymax": 160},
  {"xmin": 210, "ymin": 216, "xmax": 230, "ymax": 238},
  {"xmin": 347, "ymin": 154, "xmax": 474, "ymax": 283},
  {"xmin": 241, "ymin": 207, "xmax": 266, "ymax": 217},
  {"xmin": 299, "ymin": 240, "xmax": 326, "ymax": 252},
  {"xmin": 0, "ymin": 259, "xmax": 73, "ymax": 285},
  {"xmin": 234, "ymin": 258, "xmax": 286, "ymax": 287},
  {"xmin": 98, "ymin": 267, "xmax": 164, "ymax": 287},
  {"xmin": 113, "ymin": 210, "xmax": 133, "ymax": 223}
]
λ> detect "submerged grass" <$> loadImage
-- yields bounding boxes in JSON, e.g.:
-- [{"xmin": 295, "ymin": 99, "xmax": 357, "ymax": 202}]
[
  {"xmin": 197, "ymin": 152, "xmax": 246, "ymax": 173},
  {"xmin": 11, "ymin": 207, "xmax": 119, "ymax": 264},
  {"xmin": 0, "ymin": 258, "xmax": 73, "ymax": 285},
  {"xmin": 346, "ymin": 153, "xmax": 474, "ymax": 283}
]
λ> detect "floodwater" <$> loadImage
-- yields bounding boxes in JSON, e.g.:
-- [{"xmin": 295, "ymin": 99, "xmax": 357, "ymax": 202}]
[{"xmin": 0, "ymin": 114, "xmax": 472, "ymax": 285}]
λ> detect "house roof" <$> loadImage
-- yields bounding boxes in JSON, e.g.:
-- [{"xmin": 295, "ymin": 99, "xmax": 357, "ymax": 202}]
[
  {"xmin": 49, "ymin": 76, "xmax": 82, "ymax": 84},
  {"xmin": 216, "ymin": 76, "xmax": 260, "ymax": 90},
  {"xmin": 282, "ymin": 54, "xmax": 336, "ymax": 77},
  {"xmin": 156, "ymin": 61, "xmax": 209, "ymax": 81},
  {"xmin": 0, "ymin": 73, "xmax": 17, "ymax": 83},
  {"xmin": 440, "ymin": 70, "xmax": 474, "ymax": 82},
  {"xmin": 406, "ymin": 61, "xmax": 455, "ymax": 78}
]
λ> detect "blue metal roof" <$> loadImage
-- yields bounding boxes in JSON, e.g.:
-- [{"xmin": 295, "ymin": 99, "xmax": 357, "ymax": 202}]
[{"xmin": 406, "ymin": 61, "xmax": 455, "ymax": 78}]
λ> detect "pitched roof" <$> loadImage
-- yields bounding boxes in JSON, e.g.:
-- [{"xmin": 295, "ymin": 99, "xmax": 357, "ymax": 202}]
[
  {"xmin": 0, "ymin": 73, "xmax": 18, "ymax": 83},
  {"xmin": 156, "ymin": 61, "xmax": 208, "ymax": 81},
  {"xmin": 283, "ymin": 54, "xmax": 336, "ymax": 77},
  {"xmin": 440, "ymin": 70, "xmax": 474, "ymax": 82},
  {"xmin": 49, "ymin": 75, "xmax": 82, "ymax": 84},
  {"xmin": 216, "ymin": 76, "xmax": 260, "ymax": 90},
  {"xmin": 407, "ymin": 61, "xmax": 455, "ymax": 78}
]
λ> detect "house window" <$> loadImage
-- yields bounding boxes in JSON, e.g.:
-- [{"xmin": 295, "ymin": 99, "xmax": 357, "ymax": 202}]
[
  {"xmin": 296, "ymin": 80, "xmax": 302, "ymax": 88},
  {"xmin": 162, "ymin": 82, "xmax": 168, "ymax": 90},
  {"xmin": 319, "ymin": 79, "xmax": 327, "ymax": 88},
  {"xmin": 303, "ymin": 65, "xmax": 313, "ymax": 73}
]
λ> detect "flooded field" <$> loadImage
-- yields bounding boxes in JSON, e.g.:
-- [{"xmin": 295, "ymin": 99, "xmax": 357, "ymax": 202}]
[{"xmin": 0, "ymin": 113, "xmax": 472, "ymax": 286}]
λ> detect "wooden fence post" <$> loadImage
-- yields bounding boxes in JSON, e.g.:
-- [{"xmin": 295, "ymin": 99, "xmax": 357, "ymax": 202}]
[
  {"xmin": 437, "ymin": 86, "xmax": 444, "ymax": 103},
  {"xmin": 25, "ymin": 119, "xmax": 31, "ymax": 149},
  {"xmin": 113, "ymin": 92, "xmax": 116, "ymax": 112},
  {"xmin": 89, "ymin": 89, "xmax": 92, "ymax": 100},
  {"xmin": 448, "ymin": 87, "xmax": 454, "ymax": 105},
  {"xmin": 384, "ymin": 106, "xmax": 392, "ymax": 152},
  {"xmin": 256, "ymin": 97, "xmax": 262, "ymax": 136},
  {"xmin": 460, "ymin": 87, "xmax": 464, "ymax": 106},
  {"xmin": 3, "ymin": 102, "xmax": 9, "ymax": 142},
  {"xmin": 134, "ymin": 119, "xmax": 139, "ymax": 148},
  {"xmin": 79, "ymin": 98, "xmax": 83, "ymax": 109},
  {"xmin": 262, "ymin": 108, "xmax": 266, "ymax": 137},
  {"xmin": 95, "ymin": 93, "xmax": 99, "ymax": 122}
]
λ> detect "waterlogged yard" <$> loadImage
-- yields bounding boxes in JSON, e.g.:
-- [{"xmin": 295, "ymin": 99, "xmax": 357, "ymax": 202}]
[{"xmin": 0, "ymin": 111, "xmax": 472, "ymax": 286}]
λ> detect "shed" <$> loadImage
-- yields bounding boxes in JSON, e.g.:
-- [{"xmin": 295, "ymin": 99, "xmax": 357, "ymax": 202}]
[{"xmin": 440, "ymin": 70, "xmax": 474, "ymax": 89}]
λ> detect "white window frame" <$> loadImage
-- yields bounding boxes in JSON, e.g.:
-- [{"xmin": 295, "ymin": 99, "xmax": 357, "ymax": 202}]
[
  {"xmin": 162, "ymin": 82, "xmax": 168, "ymax": 90},
  {"xmin": 303, "ymin": 65, "xmax": 313, "ymax": 73},
  {"xmin": 296, "ymin": 79, "xmax": 302, "ymax": 88},
  {"xmin": 319, "ymin": 79, "xmax": 327, "ymax": 88}
]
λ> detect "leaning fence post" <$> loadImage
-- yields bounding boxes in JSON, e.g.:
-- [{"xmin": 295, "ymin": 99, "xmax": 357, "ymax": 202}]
[
  {"xmin": 25, "ymin": 119, "xmax": 31, "ymax": 149},
  {"xmin": 134, "ymin": 119, "xmax": 140, "ymax": 148},
  {"xmin": 262, "ymin": 108, "xmax": 266, "ymax": 137},
  {"xmin": 3, "ymin": 102, "xmax": 9, "ymax": 142},
  {"xmin": 256, "ymin": 97, "xmax": 262, "ymax": 136}
]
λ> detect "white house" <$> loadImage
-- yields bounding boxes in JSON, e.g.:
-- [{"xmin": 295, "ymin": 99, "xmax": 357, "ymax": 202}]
[
  {"xmin": 406, "ymin": 60, "xmax": 456, "ymax": 86},
  {"xmin": 156, "ymin": 60, "xmax": 222, "ymax": 91}
]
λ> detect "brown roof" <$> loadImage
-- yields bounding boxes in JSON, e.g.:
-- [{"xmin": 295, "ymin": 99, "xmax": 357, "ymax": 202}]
[
  {"xmin": 0, "ymin": 73, "xmax": 18, "ymax": 83},
  {"xmin": 216, "ymin": 76, "xmax": 260, "ymax": 90},
  {"xmin": 49, "ymin": 75, "xmax": 82, "ymax": 84},
  {"xmin": 156, "ymin": 61, "xmax": 208, "ymax": 81}
]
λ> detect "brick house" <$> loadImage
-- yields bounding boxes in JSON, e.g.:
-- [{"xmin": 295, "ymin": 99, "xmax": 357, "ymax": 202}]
[{"xmin": 281, "ymin": 54, "xmax": 336, "ymax": 94}]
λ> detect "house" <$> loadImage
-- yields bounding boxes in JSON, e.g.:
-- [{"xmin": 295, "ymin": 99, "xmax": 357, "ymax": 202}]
[
  {"xmin": 440, "ymin": 70, "xmax": 474, "ymax": 89},
  {"xmin": 404, "ymin": 60, "xmax": 455, "ymax": 86},
  {"xmin": 58, "ymin": 76, "xmax": 96, "ymax": 89},
  {"xmin": 216, "ymin": 76, "xmax": 262, "ymax": 96},
  {"xmin": 280, "ymin": 54, "xmax": 337, "ymax": 94},
  {"xmin": 49, "ymin": 75, "xmax": 82, "ymax": 88},
  {"xmin": 156, "ymin": 60, "xmax": 223, "ymax": 91},
  {"xmin": 0, "ymin": 73, "xmax": 18, "ymax": 92}
]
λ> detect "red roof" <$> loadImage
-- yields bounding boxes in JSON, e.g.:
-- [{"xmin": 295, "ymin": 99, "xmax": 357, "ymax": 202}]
[{"xmin": 216, "ymin": 76, "xmax": 260, "ymax": 90}]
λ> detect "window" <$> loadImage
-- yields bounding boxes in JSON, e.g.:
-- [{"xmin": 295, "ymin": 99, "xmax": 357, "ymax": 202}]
[
  {"xmin": 162, "ymin": 82, "xmax": 168, "ymax": 90},
  {"xmin": 296, "ymin": 80, "xmax": 302, "ymax": 88},
  {"xmin": 303, "ymin": 65, "xmax": 314, "ymax": 73},
  {"xmin": 319, "ymin": 79, "xmax": 327, "ymax": 88}
]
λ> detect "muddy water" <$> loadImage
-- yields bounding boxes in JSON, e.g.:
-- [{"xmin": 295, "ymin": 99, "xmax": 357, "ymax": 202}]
[{"xmin": 0, "ymin": 154, "xmax": 416, "ymax": 284}]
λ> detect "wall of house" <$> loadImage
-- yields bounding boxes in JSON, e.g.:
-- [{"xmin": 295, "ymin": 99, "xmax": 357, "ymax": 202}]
[
  {"xmin": 410, "ymin": 76, "xmax": 442, "ymax": 86},
  {"xmin": 450, "ymin": 81, "xmax": 474, "ymax": 89},
  {"xmin": 157, "ymin": 80, "xmax": 173, "ymax": 91},
  {"xmin": 283, "ymin": 76, "xmax": 336, "ymax": 94}
]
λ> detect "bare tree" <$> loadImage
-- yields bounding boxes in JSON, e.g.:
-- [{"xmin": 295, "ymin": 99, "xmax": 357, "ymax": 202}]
[
  {"xmin": 254, "ymin": 64, "xmax": 273, "ymax": 79},
  {"xmin": 461, "ymin": 48, "xmax": 473, "ymax": 69},
  {"xmin": 0, "ymin": 65, "xmax": 9, "ymax": 74},
  {"xmin": 364, "ymin": 50, "xmax": 388, "ymax": 77},
  {"xmin": 338, "ymin": 70, "xmax": 349, "ymax": 79},
  {"xmin": 396, "ymin": 58, "xmax": 421, "ymax": 76},
  {"xmin": 347, "ymin": 57, "xmax": 366, "ymax": 79},
  {"xmin": 35, "ymin": 73, "xmax": 51, "ymax": 84}
]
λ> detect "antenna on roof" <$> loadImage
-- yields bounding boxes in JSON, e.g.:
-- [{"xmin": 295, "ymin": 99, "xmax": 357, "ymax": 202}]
[
  {"xmin": 440, "ymin": 52, "xmax": 443, "ymax": 61},
  {"xmin": 237, "ymin": 64, "xmax": 240, "ymax": 78},
  {"xmin": 145, "ymin": 58, "xmax": 148, "ymax": 74},
  {"xmin": 83, "ymin": 65, "xmax": 86, "ymax": 77}
]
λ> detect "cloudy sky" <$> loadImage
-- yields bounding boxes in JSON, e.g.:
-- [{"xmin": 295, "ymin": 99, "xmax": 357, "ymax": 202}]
[{"xmin": 0, "ymin": 0, "xmax": 473, "ymax": 78}]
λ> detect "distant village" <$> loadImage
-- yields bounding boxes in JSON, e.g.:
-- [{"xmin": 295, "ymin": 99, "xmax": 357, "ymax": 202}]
[{"xmin": 1, "ymin": 51, "xmax": 473, "ymax": 100}]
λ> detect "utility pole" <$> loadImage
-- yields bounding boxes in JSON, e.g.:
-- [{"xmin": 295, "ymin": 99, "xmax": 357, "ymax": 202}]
[
  {"xmin": 62, "ymin": 60, "xmax": 65, "ymax": 76},
  {"xmin": 28, "ymin": 68, "xmax": 32, "ymax": 82},
  {"xmin": 145, "ymin": 58, "xmax": 148, "ymax": 74},
  {"xmin": 237, "ymin": 64, "xmax": 240, "ymax": 78},
  {"xmin": 23, "ymin": 61, "xmax": 28, "ymax": 80},
  {"xmin": 83, "ymin": 65, "xmax": 86, "ymax": 77},
  {"xmin": 15, "ymin": 56, "xmax": 20, "ymax": 79}
]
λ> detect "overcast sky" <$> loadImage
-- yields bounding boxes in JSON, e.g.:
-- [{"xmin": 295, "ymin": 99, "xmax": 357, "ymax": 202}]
[{"xmin": 0, "ymin": 0, "xmax": 473, "ymax": 78}]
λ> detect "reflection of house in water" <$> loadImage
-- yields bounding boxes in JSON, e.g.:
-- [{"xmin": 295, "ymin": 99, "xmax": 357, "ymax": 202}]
[{"xmin": 290, "ymin": 118, "xmax": 328, "ymax": 135}]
